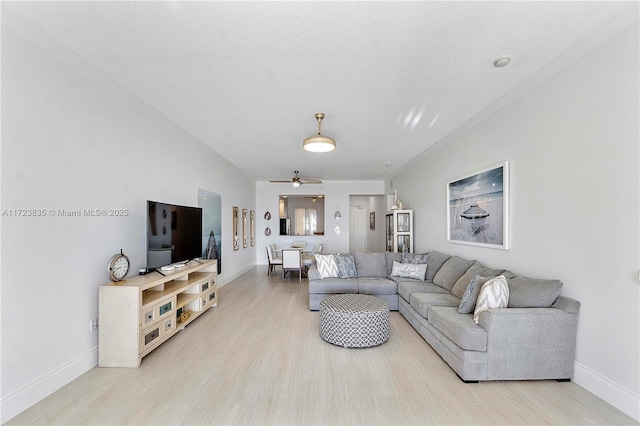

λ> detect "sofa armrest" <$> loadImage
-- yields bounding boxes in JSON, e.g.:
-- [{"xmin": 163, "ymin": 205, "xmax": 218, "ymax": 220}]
[
  {"xmin": 478, "ymin": 307, "xmax": 579, "ymax": 380},
  {"xmin": 307, "ymin": 266, "xmax": 320, "ymax": 281},
  {"xmin": 551, "ymin": 295, "xmax": 581, "ymax": 314}
]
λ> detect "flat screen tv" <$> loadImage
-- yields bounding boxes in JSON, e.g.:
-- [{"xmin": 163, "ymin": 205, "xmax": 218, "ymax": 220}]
[{"xmin": 146, "ymin": 200, "xmax": 203, "ymax": 270}]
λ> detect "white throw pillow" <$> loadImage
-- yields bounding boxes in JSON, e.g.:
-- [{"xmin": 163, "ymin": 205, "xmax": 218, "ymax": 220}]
[
  {"xmin": 473, "ymin": 275, "xmax": 509, "ymax": 323},
  {"xmin": 391, "ymin": 261, "xmax": 427, "ymax": 281},
  {"xmin": 315, "ymin": 254, "xmax": 339, "ymax": 279}
]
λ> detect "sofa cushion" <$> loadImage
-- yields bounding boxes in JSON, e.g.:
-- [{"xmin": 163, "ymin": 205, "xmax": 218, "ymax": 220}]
[
  {"xmin": 357, "ymin": 278, "xmax": 398, "ymax": 295},
  {"xmin": 473, "ymin": 275, "xmax": 509, "ymax": 323},
  {"xmin": 425, "ymin": 251, "xmax": 452, "ymax": 281},
  {"xmin": 506, "ymin": 276, "xmax": 562, "ymax": 308},
  {"xmin": 384, "ymin": 251, "xmax": 402, "ymax": 275},
  {"xmin": 401, "ymin": 253, "xmax": 429, "ymax": 264},
  {"xmin": 428, "ymin": 307, "xmax": 487, "ymax": 352},
  {"xmin": 391, "ymin": 261, "xmax": 427, "ymax": 281},
  {"xmin": 354, "ymin": 252, "xmax": 387, "ymax": 277},
  {"xmin": 433, "ymin": 256, "xmax": 475, "ymax": 291},
  {"xmin": 410, "ymin": 292, "xmax": 461, "ymax": 319},
  {"xmin": 451, "ymin": 261, "xmax": 506, "ymax": 298},
  {"xmin": 334, "ymin": 254, "xmax": 357, "ymax": 278},
  {"xmin": 458, "ymin": 275, "xmax": 493, "ymax": 314},
  {"xmin": 397, "ymin": 281, "xmax": 449, "ymax": 301},
  {"xmin": 308, "ymin": 277, "xmax": 358, "ymax": 294},
  {"xmin": 315, "ymin": 254, "xmax": 339, "ymax": 279}
]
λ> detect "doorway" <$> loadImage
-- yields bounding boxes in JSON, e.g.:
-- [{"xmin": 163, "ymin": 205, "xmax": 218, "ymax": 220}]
[
  {"xmin": 349, "ymin": 205, "xmax": 367, "ymax": 252},
  {"xmin": 349, "ymin": 195, "xmax": 386, "ymax": 252}
]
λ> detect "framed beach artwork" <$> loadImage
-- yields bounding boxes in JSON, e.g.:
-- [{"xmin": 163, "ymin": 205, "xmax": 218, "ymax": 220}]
[{"xmin": 446, "ymin": 161, "xmax": 509, "ymax": 249}]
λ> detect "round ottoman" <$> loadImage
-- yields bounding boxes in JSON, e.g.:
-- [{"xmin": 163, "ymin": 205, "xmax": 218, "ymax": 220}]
[{"xmin": 319, "ymin": 294, "xmax": 390, "ymax": 348}]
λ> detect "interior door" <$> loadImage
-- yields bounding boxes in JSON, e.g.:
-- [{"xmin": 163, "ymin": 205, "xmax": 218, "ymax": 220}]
[{"xmin": 349, "ymin": 206, "xmax": 367, "ymax": 252}]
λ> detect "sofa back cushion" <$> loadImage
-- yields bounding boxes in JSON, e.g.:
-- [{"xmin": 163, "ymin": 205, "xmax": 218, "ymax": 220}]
[
  {"xmin": 506, "ymin": 275, "xmax": 562, "ymax": 308},
  {"xmin": 425, "ymin": 251, "xmax": 452, "ymax": 281},
  {"xmin": 402, "ymin": 253, "xmax": 429, "ymax": 264},
  {"xmin": 354, "ymin": 252, "xmax": 387, "ymax": 277},
  {"xmin": 384, "ymin": 251, "xmax": 402, "ymax": 275},
  {"xmin": 451, "ymin": 262, "xmax": 506, "ymax": 298},
  {"xmin": 433, "ymin": 256, "xmax": 475, "ymax": 291}
]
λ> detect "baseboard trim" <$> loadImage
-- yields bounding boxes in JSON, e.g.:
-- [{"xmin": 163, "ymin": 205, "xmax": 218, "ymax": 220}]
[
  {"xmin": 217, "ymin": 264, "xmax": 255, "ymax": 288},
  {"xmin": 1, "ymin": 346, "xmax": 98, "ymax": 423},
  {"xmin": 574, "ymin": 361, "xmax": 640, "ymax": 422}
]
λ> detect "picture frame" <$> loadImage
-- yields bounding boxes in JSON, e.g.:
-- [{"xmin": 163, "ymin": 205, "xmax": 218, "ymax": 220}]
[
  {"xmin": 446, "ymin": 161, "xmax": 509, "ymax": 249},
  {"xmin": 232, "ymin": 206, "xmax": 240, "ymax": 251},
  {"xmin": 242, "ymin": 208, "xmax": 248, "ymax": 248},
  {"xmin": 369, "ymin": 212, "xmax": 375, "ymax": 230}
]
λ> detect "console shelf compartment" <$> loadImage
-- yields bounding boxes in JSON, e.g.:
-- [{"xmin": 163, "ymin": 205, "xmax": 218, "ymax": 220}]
[{"xmin": 99, "ymin": 259, "xmax": 217, "ymax": 368}]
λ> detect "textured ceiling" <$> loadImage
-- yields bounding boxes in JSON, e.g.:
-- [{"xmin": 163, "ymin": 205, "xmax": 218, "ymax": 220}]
[{"xmin": 5, "ymin": 1, "xmax": 636, "ymax": 183}]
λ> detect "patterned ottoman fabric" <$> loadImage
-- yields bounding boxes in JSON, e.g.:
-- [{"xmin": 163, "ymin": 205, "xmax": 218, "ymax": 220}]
[{"xmin": 319, "ymin": 294, "xmax": 390, "ymax": 348}]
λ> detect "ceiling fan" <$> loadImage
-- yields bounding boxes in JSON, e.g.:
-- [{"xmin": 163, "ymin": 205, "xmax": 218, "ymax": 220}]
[{"xmin": 270, "ymin": 170, "xmax": 323, "ymax": 187}]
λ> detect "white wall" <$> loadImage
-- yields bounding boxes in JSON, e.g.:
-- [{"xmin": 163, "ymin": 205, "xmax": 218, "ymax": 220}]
[
  {"xmin": 390, "ymin": 23, "xmax": 639, "ymax": 420},
  {"xmin": 255, "ymin": 180, "xmax": 384, "ymax": 262},
  {"xmin": 1, "ymin": 12, "xmax": 256, "ymax": 422}
]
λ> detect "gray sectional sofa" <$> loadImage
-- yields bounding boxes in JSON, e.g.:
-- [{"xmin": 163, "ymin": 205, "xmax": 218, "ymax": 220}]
[{"xmin": 307, "ymin": 251, "xmax": 580, "ymax": 382}]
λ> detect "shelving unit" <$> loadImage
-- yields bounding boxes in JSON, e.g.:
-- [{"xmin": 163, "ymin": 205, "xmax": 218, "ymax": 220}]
[
  {"xmin": 99, "ymin": 260, "xmax": 217, "ymax": 368},
  {"xmin": 385, "ymin": 209, "xmax": 414, "ymax": 253}
]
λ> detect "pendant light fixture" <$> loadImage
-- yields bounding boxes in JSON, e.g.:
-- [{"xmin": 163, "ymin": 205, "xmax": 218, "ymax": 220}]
[{"xmin": 303, "ymin": 113, "xmax": 336, "ymax": 153}]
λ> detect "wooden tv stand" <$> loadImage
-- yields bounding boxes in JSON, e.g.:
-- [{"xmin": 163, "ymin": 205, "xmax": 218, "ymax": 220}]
[{"xmin": 99, "ymin": 259, "xmax": 217, "ymax": 367}]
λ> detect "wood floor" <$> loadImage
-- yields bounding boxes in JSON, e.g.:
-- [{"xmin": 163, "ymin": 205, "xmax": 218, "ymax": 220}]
[{"xmin": 7, "ymin": 267, "xmax": 636, "ymax": 425}]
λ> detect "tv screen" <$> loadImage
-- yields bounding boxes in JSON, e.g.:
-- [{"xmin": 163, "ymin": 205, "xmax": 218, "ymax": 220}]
[{"xmin": 147, "ymin": 200, "xmax": 203, "ymax": 269}]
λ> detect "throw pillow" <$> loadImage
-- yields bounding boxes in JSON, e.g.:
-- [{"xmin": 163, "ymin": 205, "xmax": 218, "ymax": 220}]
[
  {"xmin": 458, "ymin": 275, "xmax": 493, "ymax": 314},
  {"xmin": 315, "ymin": 254, "xmax": 339, "ymax": 279},
  {"xmin": 473, "ymin": 275, "xmax": 509, "ymax": 323},
  {"xmin": 402, "ymin": 253, "xmax": 429, "ymax": 264},
  {"xmin": 334, "ymin": 254, "xmax": 357, "ymax": 278},
  {"xmin": 391, "ymin": 261, "xmax": 427, "ymax": 281}
]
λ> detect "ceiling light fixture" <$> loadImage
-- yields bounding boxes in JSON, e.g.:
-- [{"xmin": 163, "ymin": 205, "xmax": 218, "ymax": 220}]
[{"xmin": 303, "ymin": 113, "xmax": 336, "ymax": 153}]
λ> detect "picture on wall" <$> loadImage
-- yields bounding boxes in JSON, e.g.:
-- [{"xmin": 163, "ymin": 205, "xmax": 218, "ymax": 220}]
[
  {"xmin": 232, "ymin": 206, "xmax": 240, "ymax": 251},
  {"xmin": 242, "ymin": 208, "xmax": 248, "ymax": 248},
  {"xmin": 370, "ymin": 212, "xmax": 375, "ymax": 230},
  {"xmin": 447, "ymin": 161, "xmax": 509, "ymax": 249},
  {"xmin": 198, "ymin": 189, "xmax": 222, "ymax": 274}
]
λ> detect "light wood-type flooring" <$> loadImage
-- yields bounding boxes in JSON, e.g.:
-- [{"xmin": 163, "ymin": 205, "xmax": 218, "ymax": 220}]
[{"xmin": 7, "ymin": 266, "xmax": 637, "ymax": 425}]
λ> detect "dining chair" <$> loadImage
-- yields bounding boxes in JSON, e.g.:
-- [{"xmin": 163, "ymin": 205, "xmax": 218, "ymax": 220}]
[
  {"xmin": 282, "ymin": 249, "xmax": 303, "ymax": 282},
  {"xmin": 302, "ymin": 242, "xmax": 323, "ymax": 268},
  {"xmin": 266, "ymin": 245, "xmax": 282, "ymax": 276}
]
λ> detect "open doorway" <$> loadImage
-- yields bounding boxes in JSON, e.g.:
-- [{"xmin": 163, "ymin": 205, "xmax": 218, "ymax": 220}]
[{"xmin": 349, "ymin": 195, "xmax": 386, "ymax": 252}]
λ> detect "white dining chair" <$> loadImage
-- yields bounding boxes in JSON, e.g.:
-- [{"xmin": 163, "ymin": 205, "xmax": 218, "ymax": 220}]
[
  {"xmin": 266, "ymin": 245, "xmax": 282, "ymax": 276},
  {"xmin": 282, "ymin": 249, "xmax": 303, "ymax": 282},
  {"xmin": 302, "ymin": 243, "xmax": 323, "ymax": 269}
]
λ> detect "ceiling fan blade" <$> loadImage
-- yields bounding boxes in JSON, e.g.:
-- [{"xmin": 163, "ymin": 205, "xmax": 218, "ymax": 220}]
[
  {"xmin": 299, "ymin": 179, "xmax": 323, "ymax": 184},
  {"xmin": 269, "ymin": 179, "xmax": 294, "ymax": 183}
]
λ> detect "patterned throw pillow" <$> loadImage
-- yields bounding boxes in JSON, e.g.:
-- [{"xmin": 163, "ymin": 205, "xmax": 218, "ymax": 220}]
[
  {"xmin": 391, "ymin": 261, "xmax": 427, "ymax": 281},
  {"xmin": 402, "ymin": 253, "xmax": 429, "ymax": 264},
  {"xmin": 458, "ymin": 275, "xmax": 493, "ymax": 314},
  {"xmin": 473, "ymin": 275, "xmax": 509, "ymax": 323},
  {"xmin": 334, "ymin": 254, "xmax": 357, "ymax": 278},
  {"xmin": 315, "ymin": 254, "xmax": 339, "ymax": 279}
]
